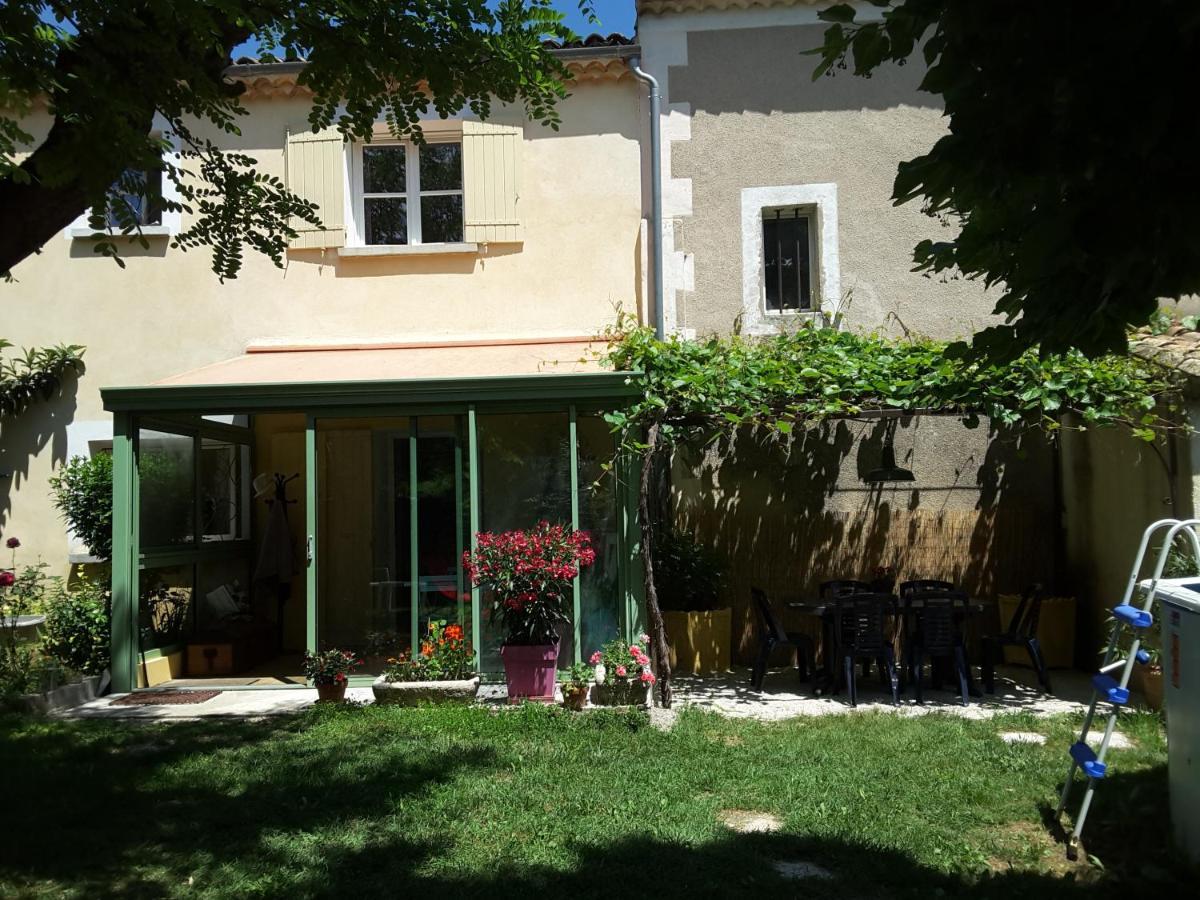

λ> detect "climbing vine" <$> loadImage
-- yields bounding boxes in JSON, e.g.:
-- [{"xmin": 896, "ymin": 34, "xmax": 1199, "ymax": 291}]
[
  {"xmin": 0, "ymin": 340, "xmax": 85, "ymax": 419},
  {"xmin": 601, "ymin": 321, "xmax": 1180, "ymax": 707},
  {"xmin": 604, "ymin": 322, "xmax": 1178, "ymax": 446}
]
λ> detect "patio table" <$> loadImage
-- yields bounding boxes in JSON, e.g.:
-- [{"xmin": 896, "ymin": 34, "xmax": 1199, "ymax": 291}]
[{"xmin": 787, "ymin": 597, "xmax": 993, "ymax": 698}]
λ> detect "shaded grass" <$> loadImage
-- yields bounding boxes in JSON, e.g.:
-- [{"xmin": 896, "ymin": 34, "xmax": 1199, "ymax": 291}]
[{"xmin": 0, "ymin": 705, "xmax": 1190, "ymax": 898}]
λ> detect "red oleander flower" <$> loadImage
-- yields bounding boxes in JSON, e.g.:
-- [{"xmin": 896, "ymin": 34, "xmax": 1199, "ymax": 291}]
[
  {"xmin": 0, "ymin": 571, "xmax": 13, "ymax": 587},
  {"xmin": 5, "ymin": 537, "xmax": 19, "ymax": 549}
]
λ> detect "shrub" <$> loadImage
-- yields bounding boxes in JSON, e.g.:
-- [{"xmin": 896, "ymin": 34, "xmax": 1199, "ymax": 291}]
[
  {"xmin": 48, "ymin": 453, "xmax": 113, "ymax": 560},
  {"xmin": 652, "ymin": 528, "xmax": 726, "ymax": 612},
  {"xmin": 42, "ymin": 578, "xmax": 111, "ymax": 676},
  {"xmin": 383, "ymin": 620, "xmax": 474, "ymax": 682}
]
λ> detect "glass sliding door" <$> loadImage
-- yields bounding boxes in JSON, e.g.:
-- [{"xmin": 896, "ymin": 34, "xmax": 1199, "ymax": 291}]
[{"xmin": 316, "ymin": 415, "xmax": 469, "ymax": 673}]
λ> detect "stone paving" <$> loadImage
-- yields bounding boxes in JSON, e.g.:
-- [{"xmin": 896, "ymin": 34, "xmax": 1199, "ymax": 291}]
[{"xmin": 58, "ymin": 664, "xmax": 1113, "ymax": 723}]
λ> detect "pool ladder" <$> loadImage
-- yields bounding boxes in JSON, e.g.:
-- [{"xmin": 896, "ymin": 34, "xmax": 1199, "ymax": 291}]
[{"xmin": 1054, "ymin": 518, "xmax": 1200, "ymax": 858}]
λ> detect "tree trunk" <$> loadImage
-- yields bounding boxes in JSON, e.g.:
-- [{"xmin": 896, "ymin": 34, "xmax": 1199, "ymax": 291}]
[{"xmin": 639, "ymin": 421, "xmax": 673, "ymax": 708}]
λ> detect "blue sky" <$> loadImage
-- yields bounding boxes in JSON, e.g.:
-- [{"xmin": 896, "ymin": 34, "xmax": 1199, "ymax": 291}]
[{"xmin": 554, "ymin": 0, "xmax": 636, "ymax": 35}]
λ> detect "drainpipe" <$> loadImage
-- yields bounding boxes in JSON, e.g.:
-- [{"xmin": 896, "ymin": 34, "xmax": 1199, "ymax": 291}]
[{"xmin": 630, "ymin": 56, "xmax": 665, "ymax": 340}]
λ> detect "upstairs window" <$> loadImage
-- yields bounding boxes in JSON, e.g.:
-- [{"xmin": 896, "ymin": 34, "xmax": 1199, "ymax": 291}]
[
  {"xmin": 762, "ymin": 206, "xmax": 814, "ymax": 313},
  {"xmin": 355, "ymin": 141, "xmax": 464, "ymax": 246},
  {"xmin": 105, "ymin": 167, "xmax": 164, "ymax": 228}
]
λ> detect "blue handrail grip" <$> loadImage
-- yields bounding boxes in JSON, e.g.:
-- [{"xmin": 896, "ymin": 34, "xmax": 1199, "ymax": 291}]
[
  {"xmin": 1092, "ymin": 673, "xmax": 1130, "ymax": 705},
  {"xmin": 1113, "ymin": 605, "xmax": 1154, "ymax": 628},
  {"xmin": 1136, "ymin": 649, "xmax": 1151, "ymax": 665}
]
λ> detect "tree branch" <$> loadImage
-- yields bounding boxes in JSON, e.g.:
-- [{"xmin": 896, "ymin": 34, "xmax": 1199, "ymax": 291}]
[{"xmin": 639, "ymin": 420, "xmax": 673, "ymax": 708}]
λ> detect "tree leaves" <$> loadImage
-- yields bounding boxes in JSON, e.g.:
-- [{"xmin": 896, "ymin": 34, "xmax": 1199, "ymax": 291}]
[{"xmin": 809, "ymin": 0, "xmax": 1200, "ymax": 359}]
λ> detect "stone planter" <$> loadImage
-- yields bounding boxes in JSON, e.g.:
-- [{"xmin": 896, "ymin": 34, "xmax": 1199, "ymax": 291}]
[
  {"xmin": 590, "ymin": 680, "xmax": 650, "ymax": 707},
  {"xmin": 663, "ymin": 608, "xmax": 731, "ymax": 674},
  {"xmin": 18, "ymin": 674, "xmax": 103, "ymax": 714},
  {"xmin": 372, "ymin": 675, "xmax": 480, "ymax": 705}
]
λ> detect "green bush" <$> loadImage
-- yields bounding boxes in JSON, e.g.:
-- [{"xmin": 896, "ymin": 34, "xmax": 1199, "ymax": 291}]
[
  {"xmin": 652, "ymin": 529, "xmax": 726, "ymax": 612},
  {"xmin": 48, "ymin": 453, "xmax": 113, "ymax": 560},
  {"xmin": 42, "ymin": 579, "xmax": 111, "ymax": 676}
]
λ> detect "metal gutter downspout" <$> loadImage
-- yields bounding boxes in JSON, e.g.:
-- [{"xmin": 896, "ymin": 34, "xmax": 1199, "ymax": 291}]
[{"xmin": 629, "ymin": 56, "xmax": 665, "ymax": 340}]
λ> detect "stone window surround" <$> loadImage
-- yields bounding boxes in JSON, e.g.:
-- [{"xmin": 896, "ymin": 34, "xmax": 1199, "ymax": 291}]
[{"xmin": 740, "ymin": 182, "xmax": 839, "ymax": 334}]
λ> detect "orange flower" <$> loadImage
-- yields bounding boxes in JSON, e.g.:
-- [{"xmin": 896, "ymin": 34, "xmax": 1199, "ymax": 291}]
[
  {"xmin": 420, "ymin": 642, "xmax": 433, "ymax": 658},
  {"xmin": 444, "ymin": 623, "xmax": 464, "ymax": 641}
]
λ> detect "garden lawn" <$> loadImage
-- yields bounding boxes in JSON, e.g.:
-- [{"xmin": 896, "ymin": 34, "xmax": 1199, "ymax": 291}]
[{"xmin": 0, "ymin": 705, "xmax": 1190, "ymax": 899}]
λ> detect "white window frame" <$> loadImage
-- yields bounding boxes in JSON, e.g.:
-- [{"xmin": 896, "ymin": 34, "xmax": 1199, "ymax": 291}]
[
  {"xmin": 740, "ymin": 183, "xmax": 840, "ymax": 334},
  {"xmin": 64, "ymin": 116, "xmax": 182, "ymax": 240},
  {"xmin": 347, "ymin": 138, "xmax": 464, "ymax": 248}
]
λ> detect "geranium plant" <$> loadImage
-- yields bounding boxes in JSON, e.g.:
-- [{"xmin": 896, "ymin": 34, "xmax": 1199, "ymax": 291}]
[
  {"xmin": 591, "ymin": 634, "xmax": 656, "ymax": 688},
  {"xmin": 383, "ymin": 620, "xmax": 474, "ymax": 683},
  {"xmin": 463, "ymin": 521, "xmax": 596, "ymax": 646},
  {"xmin": 301, "ymin": 648, "xmax": 360, "ymax": 687}
]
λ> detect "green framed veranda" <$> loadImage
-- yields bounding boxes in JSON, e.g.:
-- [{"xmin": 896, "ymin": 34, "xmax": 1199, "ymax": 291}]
[{"xmin": 102, "ymin": 367, "xmax": 644, "ymax": 694}]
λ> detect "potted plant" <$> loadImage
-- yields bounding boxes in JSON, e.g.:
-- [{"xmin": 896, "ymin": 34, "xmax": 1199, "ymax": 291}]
[
  {"xmin": 589, "ymin": 634, "xmax": 655, "ymax": 706},
  {"xmin": 654, "ymin": 529, "xmax": 729, "ymax": 674},
  {"xmin": 561, "ymin": 662, "xmax": 592, "ymax": 711},
  {"xmin": 463, "ymin": 521, "xmax": 595, "ymax": 703},
  {"xmin": 302, "ymin": 648, "xmax": 360, "ymax": 702},
  {"xmin": 372, "ymin": 620, "xmax": 479, "ymax": 705}
]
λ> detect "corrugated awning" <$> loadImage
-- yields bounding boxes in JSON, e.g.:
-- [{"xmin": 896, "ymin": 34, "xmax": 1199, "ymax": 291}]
[{"xmin": 101, "ymin": 337, "xmax": 636, "ymax": 413}]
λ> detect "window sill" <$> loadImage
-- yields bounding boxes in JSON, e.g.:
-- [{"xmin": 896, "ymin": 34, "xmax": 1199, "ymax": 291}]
[
  {"xmin": 69, "ymin": 225, "xmax": 174, "ymax": 239},
  {"xmin": 338, "ymin": 243, "xmax": 480, "ymax": 258}
]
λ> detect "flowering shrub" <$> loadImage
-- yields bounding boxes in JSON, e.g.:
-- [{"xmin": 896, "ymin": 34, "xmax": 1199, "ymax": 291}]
[
  {"xmin": 383, "ymin": 620, "xmax": 475, "ymax": 683},
  {"xmin": 591, "ymin": 633, "xmax": 656, "ymax": 687},
  {"xmin": 463, "ymin": 521, "xmax": 596, "ymax": 646},
  {"xmin": 301, "ymin": 648, "xmax": 360, "ymax": 686}
]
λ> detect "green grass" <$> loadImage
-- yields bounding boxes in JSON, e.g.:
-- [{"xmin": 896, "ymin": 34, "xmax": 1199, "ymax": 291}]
[{"xmin": 0, "ymin": 705, "xmax": 1190, "ymax": 898}]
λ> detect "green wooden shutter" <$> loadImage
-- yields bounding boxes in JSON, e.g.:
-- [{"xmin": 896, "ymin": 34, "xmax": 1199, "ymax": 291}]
[
  {"xmin": 462, "ymin": 121, "xmax": 523, "ymax": 244},
  {"xmin": 285, "ymin": 127, "xmax": 346, "ymax": 249}
]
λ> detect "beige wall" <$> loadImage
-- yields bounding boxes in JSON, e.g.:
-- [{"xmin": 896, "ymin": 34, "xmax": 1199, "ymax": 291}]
[
  {"xmin": 0, "ymin": 78, "xmax": 644, "ymax": 571},
  {"xmin": 666, "ymin": 21, "xmax": 994, "ymax": 340}
]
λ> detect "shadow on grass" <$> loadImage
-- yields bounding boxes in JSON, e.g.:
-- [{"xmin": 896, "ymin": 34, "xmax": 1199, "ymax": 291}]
[{"xmin": 0, "ymin": 710, "xmax": 1191, "ymax": 899}]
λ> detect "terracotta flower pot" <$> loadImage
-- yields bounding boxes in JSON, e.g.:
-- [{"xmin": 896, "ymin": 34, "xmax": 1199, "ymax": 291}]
[
  {"xmin": 1137, "ymin": 665, "xmax": 1164, "ymax": 711},
  {"xmin": 501, "ymin": 643, "xmax": 559, "ymax": 703},
  {"xmin": 562, "ymin": 685, "xmax": 589, "ymax": 711},
  {"xmin": 316, "ymin": 682, "xmax": 348, "ymax": 703}
]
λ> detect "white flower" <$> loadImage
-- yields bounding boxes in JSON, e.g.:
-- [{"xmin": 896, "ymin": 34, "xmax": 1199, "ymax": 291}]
[{"xmin": 593, "ymin": 662, "xmax": 607, "ymax": 685}]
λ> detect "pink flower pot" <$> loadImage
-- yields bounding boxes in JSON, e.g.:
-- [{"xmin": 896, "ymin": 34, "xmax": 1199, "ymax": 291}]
[{"xmin": 501, "ymin": 643, "xmax": 559, "ymax": 703}]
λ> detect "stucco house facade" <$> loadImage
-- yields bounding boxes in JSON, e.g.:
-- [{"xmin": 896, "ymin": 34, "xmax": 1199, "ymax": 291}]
[
  {"xmin": 635, "ymin": 0, "xmax": 1060, "ymax": 662},
  {"xmin": 2, "ymin": 38, "xmax": 649, "ymax": 692}
]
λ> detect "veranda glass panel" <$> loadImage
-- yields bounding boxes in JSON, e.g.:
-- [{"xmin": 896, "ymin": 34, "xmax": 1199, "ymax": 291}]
[
  {"xmin": 200, "ymin": 438, "xmax": 249, "ymax": 541},
  {"xmin": 477, "ymin": 412, "xmax": 572, "ymax": 672},
  {"xmin": 576, "ymin": 415, "xmax": 622, "ymax": 658},
  {"xmin": 413, "ymin": 417, "xmax": 467, "ymax": 646},
  {"xmin": 138, "ymin": 429, "xmax": 195, "ymax": 547},
  {"xmin": 138, "ymin": 563, "xmax": 194, "ymax": 653}
]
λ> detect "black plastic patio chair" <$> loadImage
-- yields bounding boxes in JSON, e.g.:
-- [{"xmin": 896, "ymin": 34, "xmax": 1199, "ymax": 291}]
[
  {"xmin": 981, "ymin": 583, "xmax": 1052, "ymax": 694},
  {"xmin": 750, "ymin": 587, "xmax": 816, "ymax": 690},
  {"xmin": 905, "ymin": 591, "xmax": 970, "ymax": 706},
  {"xmin": 899, "ymin": 579, "xmax": 955, "ymax": 599},
  {"xmin": 832, "ymin": 592, "xmax": 900, "ymax": 706},
  {"xmin": 820, "ymin": 579, "xmax": 872, "ymax": 599}
]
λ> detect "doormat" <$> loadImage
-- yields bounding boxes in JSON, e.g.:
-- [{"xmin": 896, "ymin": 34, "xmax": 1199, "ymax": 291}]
[{"xmin": 112, "ymin": 690, "xmax": 221, "ymax": 706}]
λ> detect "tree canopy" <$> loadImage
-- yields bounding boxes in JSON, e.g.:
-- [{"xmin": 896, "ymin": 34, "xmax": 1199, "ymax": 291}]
[
  {"xmin": 0, "ymin": 1, "xmax": 594, "ymax": 280},
  {"xmin": 811, "ymin": 1, "xmax": 1200, "ymax": 360}
]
